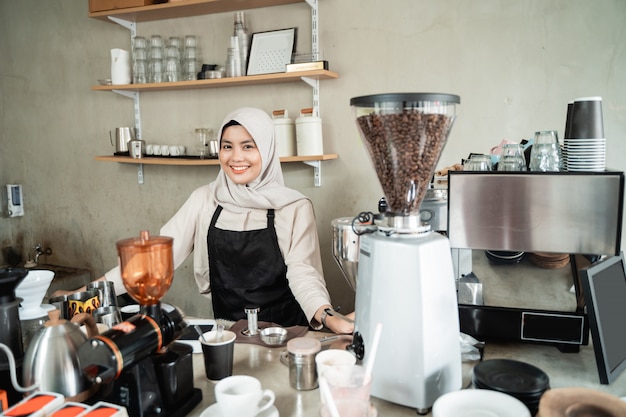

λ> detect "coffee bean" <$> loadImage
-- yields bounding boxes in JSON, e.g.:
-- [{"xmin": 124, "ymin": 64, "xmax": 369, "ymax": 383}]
[{"xmin": 356, "ymin": 111, "xmax": 453, "ymax": 214}]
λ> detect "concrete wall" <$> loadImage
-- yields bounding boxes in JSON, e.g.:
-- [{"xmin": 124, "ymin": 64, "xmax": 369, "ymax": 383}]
[{"xmin": 1, "ymin": 0, "xmax": 625, "ymax": 318}]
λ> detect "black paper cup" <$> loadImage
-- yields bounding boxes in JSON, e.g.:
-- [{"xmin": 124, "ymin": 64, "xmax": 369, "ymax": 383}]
[
  {"xmin": 201, "ymin": 329, "xmax": 236, "ymax": 380},
  {"xmin": 569, "ymin": 96, "xmax": 604, "ymax": 139}
]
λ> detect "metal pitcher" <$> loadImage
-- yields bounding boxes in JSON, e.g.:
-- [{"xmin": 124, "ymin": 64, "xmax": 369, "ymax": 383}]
[{"xmin": 110, "ymin": 127, "xmax": 136, "ymax": 153}]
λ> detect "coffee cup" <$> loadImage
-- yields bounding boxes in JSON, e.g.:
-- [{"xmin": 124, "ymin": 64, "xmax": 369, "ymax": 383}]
[
  {"xmin": 178, "ymin": 145, "xmax": 186, "ymax": 155},
  {"xmin": 169, "ymin": 145, "xmax": 181, "ymax": 156},
  {"xmin": 146, "ymin": 144, "xmax": 154, "ymax": 155},
  {"xmin": 215, "ymin": 375, "xmax": 275, "ymax": 417},
  {"xmin": 153, "ymin": 145, "xmax": 162, "ymax": 156},
  {"xmin": 160, "ymin": 145, "xmax": 170, "ymax": 156},
  {"xmin": 67, "ymin": 290, "xmax": 100, "ymax": 317},
  {"xmin": 200, "ymin": 329, "xmax": 236, "ymax": 380}
]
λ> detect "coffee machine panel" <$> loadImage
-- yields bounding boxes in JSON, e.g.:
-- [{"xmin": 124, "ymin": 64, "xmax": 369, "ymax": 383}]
[{"xmin": 348, "ymin": 93, "xmax": 462, "ymax": 413}]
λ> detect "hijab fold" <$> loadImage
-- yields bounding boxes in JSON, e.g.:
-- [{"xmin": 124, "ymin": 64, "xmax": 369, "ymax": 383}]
[{"xmin": 213, "ymin": 107, "xmax": 307, "ymax": 213}]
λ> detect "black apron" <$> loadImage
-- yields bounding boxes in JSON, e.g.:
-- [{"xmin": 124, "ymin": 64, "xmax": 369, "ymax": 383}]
[{"xmin": 207, "ymin": 205, "xmax": 308, "ymax": 326}]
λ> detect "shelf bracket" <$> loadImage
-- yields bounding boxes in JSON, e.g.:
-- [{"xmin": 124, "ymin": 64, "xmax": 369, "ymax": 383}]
[
  {"xmin": 302, "ymin": 160, "xmax": 322, "ymax": 187},
  {"xmin": 108, "ymin": 16, "xmax": 136, "ymax": 35},
  {"xmin": 137, "ymin": 164, "xmax": 144, "ymax": 184}
]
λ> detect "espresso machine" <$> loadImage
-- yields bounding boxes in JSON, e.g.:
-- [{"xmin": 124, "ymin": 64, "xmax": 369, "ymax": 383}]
[
  {"xmin": 347, "ymin": 93, "xmax": 462, "ymax": 413},
  {"xmin": 78, "ymin": 231, "xmax": 201, "ymax": 417}
]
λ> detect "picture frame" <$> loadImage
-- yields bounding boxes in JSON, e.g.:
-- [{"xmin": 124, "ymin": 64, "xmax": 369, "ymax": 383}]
[{"xmin": 246, "ymin": 27, "xmax": 297, "ymax": 76}]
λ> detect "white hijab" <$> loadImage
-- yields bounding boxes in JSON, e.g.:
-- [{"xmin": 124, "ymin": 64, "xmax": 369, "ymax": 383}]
[{"xmin": 213, "ymin": 107, "xmax": 307, "ymax": 213}]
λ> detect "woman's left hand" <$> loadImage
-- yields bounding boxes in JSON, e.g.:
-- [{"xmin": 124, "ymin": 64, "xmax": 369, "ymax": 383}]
[{"xmin": 325, "ymin": 311, "xmax": 355, "ymax": 334}]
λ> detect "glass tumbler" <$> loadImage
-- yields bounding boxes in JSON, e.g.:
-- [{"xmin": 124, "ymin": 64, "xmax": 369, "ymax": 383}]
[
  {"xmin": 529, "ymin": 130, "xmax": 561, "ymax": 172},
  {"xmin": 465, "ymin": 154, "xmax": 493, "ymax": 171},
  {"xmin": 498, "ymin": 143, "xmax": 527, "ymax": 171}
]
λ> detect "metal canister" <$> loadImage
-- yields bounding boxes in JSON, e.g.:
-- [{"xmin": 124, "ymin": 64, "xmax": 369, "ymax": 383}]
[{"xmin": 287, "ymin": 337, "xmax": 321, "ymax": 390}]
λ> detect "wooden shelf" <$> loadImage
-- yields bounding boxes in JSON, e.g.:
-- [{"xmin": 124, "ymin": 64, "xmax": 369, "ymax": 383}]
[
  {"xmin": 93, "ymin": 70, "xmax": 339, "ymax": 92},
  {"xmin": 95, "ymin": 154, "xmax": 338, "ymax": 166},
  {"xmin": 89, "ymin": 0, "xmax": 304, "ymax": 22}
]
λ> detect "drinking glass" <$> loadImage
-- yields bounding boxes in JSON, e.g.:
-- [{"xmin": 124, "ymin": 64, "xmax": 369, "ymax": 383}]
[
  {"xmin": 498, "ymin": 143, "xmax": 526, "ymax": 171},
  {"xmin": 465, "ymin": 154, "xmax": 492, "ymax": 171},
  {"xmin": 529, "ymin": 131, "xmax": 561, "ymax": 172}
]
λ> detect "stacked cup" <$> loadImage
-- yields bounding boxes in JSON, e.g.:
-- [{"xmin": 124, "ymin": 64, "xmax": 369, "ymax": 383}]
[
  {"xmin": 149, "ymin": 35, "xmax": 165, "ymax": 83},
  {"xmin": 182, "ymin": 35, "xmax": 198, "ymax": 81},
  {"xmin": 529, "ymin": 131, "xmax": 561, "ymax": 172},
  {"xmin": 497, "ymin": 143, "xmax": 527, "ymax": 171},
  {"xmin": 132, "ymin": 36, "xmax": 148, "ymax": 84},
  {"xmin": 562, "ymin": 97, "xmax": 606, "ymax": 172}
]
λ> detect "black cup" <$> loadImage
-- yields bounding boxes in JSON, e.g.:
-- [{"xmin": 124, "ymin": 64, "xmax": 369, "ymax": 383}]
[
  {"xmin": 568, "ymin": 97, "xmax": 604, "ymax": 139},
  {"xmin": 201, "ymin": 330, "xmax": 235, "ymax": 380}
]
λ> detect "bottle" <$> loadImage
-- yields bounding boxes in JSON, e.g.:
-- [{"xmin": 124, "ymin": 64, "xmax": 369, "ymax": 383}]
[{"xmin": 233, "ymin": 11, "xmax": 250, "ymax": 75}]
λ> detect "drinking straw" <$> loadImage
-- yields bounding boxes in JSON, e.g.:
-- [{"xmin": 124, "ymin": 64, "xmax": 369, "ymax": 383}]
[
  {"xmin": 364, "ymin": 322, "xmax": 383, "ymax": 383},
  {"xmin": 319, "ymin": 376, "xmax": 341, "ymax": 417}
]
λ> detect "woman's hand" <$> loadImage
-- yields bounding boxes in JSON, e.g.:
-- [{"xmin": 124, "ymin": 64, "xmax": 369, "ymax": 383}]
[{"xmin": 325, "ymin": 311, "xmax": 355, "ymax": 334}]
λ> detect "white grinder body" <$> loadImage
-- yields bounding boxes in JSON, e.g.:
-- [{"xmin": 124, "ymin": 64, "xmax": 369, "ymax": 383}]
[{"xmin": 354, "ymin": 229, "xmax": 462, "ymax": 411}]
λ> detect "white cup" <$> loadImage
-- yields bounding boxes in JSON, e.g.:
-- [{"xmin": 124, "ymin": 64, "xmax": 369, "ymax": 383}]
[
  {"xmin": 169, "ymin": 145, "xmax": 181, "ymax": 156},
  {"xmin": 178, "ymin": 145, "xmax": 186, "ymax": 155},
  {"xmin": 146, "ymin": 144, "xmax": 154, "ymax": 155},
  {"xmin": 215, "ymin": 375, "xmax": 275, "ymax": 417},
  {"xmin": 153, "ymin": 145, "xmax": 162, "ymax": 156},
  {"xmin": 315, "ymin": 349, "xmax": 357, "ymax": 403},
  {"xmin": 160, "ymin": 144, "xmax": 170, "ymax": 156}
]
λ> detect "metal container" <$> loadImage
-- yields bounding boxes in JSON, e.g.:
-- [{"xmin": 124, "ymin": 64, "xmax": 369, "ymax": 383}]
[
  {"xmin": 22, "ymin": 310, "xmax": 99, "ymax": 401},
  {"xmin": 287, "ymin": 337, "xmax": 321, "ymax": 390}
]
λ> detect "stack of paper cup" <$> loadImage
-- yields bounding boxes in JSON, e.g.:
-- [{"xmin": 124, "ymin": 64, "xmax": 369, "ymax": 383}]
[{"xmin": 562, "ymin": 97, "xmax": 606, "ymax": 172}]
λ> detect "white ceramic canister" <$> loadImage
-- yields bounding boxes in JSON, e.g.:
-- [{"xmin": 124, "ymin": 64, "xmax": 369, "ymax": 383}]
[
  {"xmin": 111, "ymin": 48, "xmax": 131, "ymax": 85},
  {"xmin": 295, "ymin": 108, "xmax": 324, "ymax": 156},
  {"xmin": 273, "ymin": 109, "xmax": 296, "ymax": 157}
]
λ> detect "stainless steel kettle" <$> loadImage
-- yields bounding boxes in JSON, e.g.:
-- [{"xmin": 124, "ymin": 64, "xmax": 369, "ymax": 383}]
[{"xmin": 22, "ymin": 310, "xmax": 99, "ymax": 401}]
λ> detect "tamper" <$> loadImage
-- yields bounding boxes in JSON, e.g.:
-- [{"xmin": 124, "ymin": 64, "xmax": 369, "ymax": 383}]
[{"xmin": 242, "ymin": 306, "xmax": 260, "ymax": 336}]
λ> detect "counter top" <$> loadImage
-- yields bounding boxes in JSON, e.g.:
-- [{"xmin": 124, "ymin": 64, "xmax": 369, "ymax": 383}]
[{"xmin": 184, "ymin": 331, "xmax": 626, "ymax": 417}]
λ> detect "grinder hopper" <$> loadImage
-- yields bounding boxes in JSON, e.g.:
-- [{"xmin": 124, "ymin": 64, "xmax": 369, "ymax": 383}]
[{"xmin": 351, "ymin": 93, "xmax": 460, "ymax": 226}]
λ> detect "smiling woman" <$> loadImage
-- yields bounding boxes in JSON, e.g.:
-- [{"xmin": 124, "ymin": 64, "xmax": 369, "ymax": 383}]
[{"xmin": 64, "ymin": 107, "xmax": 357, "ymax": 335}]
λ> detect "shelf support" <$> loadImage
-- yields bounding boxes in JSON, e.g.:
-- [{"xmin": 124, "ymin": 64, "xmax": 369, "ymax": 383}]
[
  {"xmin": 137, "ymin": 164, "xmax": 144, "ymax": 184},
  {"xmin": 302, "ymin": 160, "xmax": 322, "ymax": 187},
  {"xmin": 304, "ymin": 0, "xmax": 321, "ymax": 117}
]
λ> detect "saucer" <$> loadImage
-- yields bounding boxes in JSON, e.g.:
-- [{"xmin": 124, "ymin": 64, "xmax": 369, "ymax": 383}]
[
  {"xmin": 199, "ymin": 403, "xmax": 279, "ymax": 417},
  {"xmin": 433, "ymin": 389, "xmax": 530, "ymax": 417}
]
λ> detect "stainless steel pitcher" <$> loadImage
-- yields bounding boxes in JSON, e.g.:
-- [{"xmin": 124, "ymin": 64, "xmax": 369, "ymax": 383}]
[{"xmin": 110, "ymin": 127, "xmax": 136, "ymax": 153}]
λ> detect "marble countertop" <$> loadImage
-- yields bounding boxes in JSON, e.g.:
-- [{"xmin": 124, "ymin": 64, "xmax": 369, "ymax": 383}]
[{"xmin": 184, "ymin": 330, "xmax": 626, "ymax": 417}]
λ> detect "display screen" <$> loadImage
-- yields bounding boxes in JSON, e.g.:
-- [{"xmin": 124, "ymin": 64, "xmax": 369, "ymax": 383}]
[
  {"xmin": 581, "ymin": 253, "xmax": 626, "ymax": 384},
  {"xmin": 10, "ymin": 186, "xmax": 21, "ymax": 205}
]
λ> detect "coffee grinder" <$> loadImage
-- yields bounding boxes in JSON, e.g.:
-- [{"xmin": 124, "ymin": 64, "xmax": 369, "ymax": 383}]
[
  {"xmin": 348, "ymin": 93, "xmax": 462, "ymax": 414},
  {"xmin": 78, "ymin": 231, "xmax": 201, "ymax": 417}
]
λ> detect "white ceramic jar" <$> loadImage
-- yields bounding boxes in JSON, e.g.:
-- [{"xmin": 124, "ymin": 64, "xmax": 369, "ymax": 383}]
[
  {"xmin": 295, "ymin": 108, "xmax": 323, "ymax": 156},
  {"xmin": 273, "ymin": 110, "xmax": 296, "ymax": 157}
]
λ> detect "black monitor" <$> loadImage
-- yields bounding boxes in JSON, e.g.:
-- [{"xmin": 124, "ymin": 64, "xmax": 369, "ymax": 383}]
[{"xmin": 580, "ymin": 252, "xmax": 626, "ymax": 384}]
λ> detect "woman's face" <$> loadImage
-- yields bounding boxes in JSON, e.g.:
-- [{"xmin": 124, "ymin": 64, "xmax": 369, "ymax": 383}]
[{"xmin": 219, "ymin": 125, "xmax": 262, "ymax": 185}]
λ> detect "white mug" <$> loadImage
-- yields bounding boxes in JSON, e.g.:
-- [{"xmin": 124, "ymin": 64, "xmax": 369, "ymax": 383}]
[
  {"xmin": 146, "ymin": 144, "xmax": 154, "ymax": 155},
  {"xmin": 169, "ymin": 145, "xmax": 181, "ymax": 156},
  {"xmin": 160, "ymin": 144, "xmax": 170, "ymax": 156},
  {"xmin": 153, "ymin": 145, "xmax": 162, "ymax": 156},
  {"xmin": 215, "ymin": 375, "xmax": 275, "ymax": 417},
  {"xmin": 178, "ymin": 145, "xmax": 186, "ymax": 155}
]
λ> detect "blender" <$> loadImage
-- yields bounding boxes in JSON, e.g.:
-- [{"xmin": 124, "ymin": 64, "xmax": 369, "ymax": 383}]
[
  {"xmin": 78, "ymin": 230, "xmax": 201, "ymax": 417},
  {"xmin": 348, "ymin": 93, "xmax": 462, "ymax": 413}
]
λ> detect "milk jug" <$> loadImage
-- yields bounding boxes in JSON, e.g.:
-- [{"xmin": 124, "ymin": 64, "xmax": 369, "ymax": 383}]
[{"xmin": 111, "ymin": 48, "xmax": 131, "ymax": 85}]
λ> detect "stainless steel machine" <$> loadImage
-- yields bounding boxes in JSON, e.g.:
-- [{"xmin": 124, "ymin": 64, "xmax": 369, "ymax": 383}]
[{"xmin": 346, "ymin": 93, "xmax": 463, "ymax": 414}]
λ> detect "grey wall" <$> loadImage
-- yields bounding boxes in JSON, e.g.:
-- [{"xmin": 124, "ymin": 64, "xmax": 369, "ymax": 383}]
[{"xmin": 1, "ymin": 0, "xmax": 625, "ymax": 318}]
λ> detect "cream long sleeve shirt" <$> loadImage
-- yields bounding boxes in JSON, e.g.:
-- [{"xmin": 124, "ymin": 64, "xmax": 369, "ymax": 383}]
[{"xmin": 105, "ymin": 184, "xmax": 330, "ymax": 328}]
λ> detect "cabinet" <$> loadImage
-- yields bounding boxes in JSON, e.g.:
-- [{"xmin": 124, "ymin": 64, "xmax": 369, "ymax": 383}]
[{"xmin": 91, "ymin": 0, "xmax": 338, "ymax": 185}]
